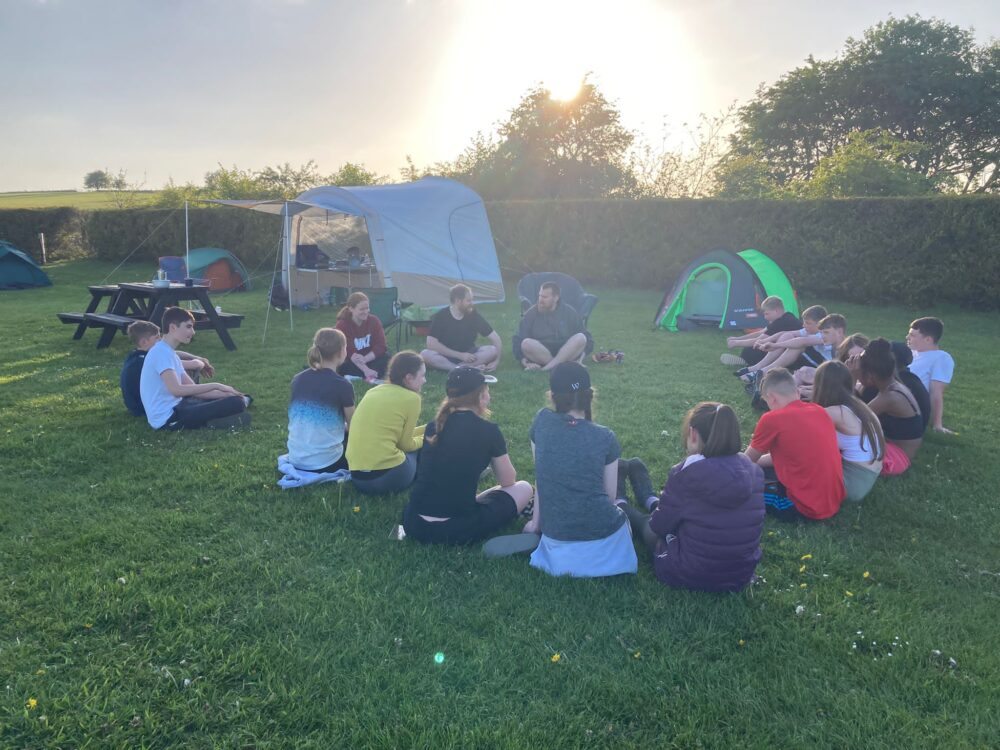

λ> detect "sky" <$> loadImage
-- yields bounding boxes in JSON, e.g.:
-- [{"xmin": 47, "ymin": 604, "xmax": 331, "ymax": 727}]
[{"xmin": 1, "ymin": 0, "xmax": 997, "ymax": 192}]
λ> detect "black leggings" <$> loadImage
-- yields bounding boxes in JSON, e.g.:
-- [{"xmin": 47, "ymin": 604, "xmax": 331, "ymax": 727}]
[
  {"xmin": 165, "ymin": 395, "xmax": 246, "ymax": 430},
  {"xmin": 621, "ymin": 504, "xmax": 661, "ymax": 553}
]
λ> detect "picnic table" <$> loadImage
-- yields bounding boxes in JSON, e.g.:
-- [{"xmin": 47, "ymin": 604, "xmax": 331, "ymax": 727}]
[{"xmin": 58, "ymin": 282, "xmax": 244, "ymax": 350}]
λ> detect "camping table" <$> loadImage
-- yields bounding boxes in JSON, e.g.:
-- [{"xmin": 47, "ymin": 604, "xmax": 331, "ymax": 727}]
[
  {"xmin": 69, "ymin": 285, "xmax": 122, "ymax": 339},
  {"xmin": 98, "ymin": 282, "xmax": 239, "ymax": 351}
]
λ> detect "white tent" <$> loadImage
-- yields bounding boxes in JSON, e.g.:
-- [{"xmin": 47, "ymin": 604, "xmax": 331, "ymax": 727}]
[{"xmin": 213, "ymin": 177, "xmax": 505, "ymax": 309}]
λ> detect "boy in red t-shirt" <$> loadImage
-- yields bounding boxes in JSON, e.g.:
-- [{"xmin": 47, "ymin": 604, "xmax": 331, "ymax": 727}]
[{"xmin": 744, "ymin": 368, "xmax": 845, "ymax": 520}]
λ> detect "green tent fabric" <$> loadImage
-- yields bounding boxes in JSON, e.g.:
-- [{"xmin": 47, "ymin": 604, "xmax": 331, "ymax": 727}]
[
  {"xmin": 0, "ymin": 241, "xmax": 52, "ymax": 290},
  {"xmin": 654, "ymin": 248, "xmax": 797, "ymax": 331},
  {"xmin": 187, "ymin": 247, "xmax": 252, "ymax": 291}
]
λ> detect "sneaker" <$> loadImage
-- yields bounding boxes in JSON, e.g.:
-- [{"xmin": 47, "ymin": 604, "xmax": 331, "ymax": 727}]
[
  {"xmin": 206, "ymin": 411, "xmax": 252, "ymax": 430},
  {"xmin": 721, "ymin": 353, "xmax": 747, "ymax": 367},
  {"xmin": 483, "ymin": 533, "xmax": 541, "ymax": 559},
  {"xmin": 734, "ymin": 367, "xmax": 751, "ymax": 379}
]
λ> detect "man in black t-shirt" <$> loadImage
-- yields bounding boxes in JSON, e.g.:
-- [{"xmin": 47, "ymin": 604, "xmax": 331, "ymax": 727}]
[{"xmin": 420, "ymin": 284, "xmax": 502, "ymax": 372}]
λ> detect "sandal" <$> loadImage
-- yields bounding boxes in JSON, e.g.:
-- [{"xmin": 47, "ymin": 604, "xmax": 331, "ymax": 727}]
[{"xmin": 592, "ymin": 351, "xmax": 615, "ymax": 363}]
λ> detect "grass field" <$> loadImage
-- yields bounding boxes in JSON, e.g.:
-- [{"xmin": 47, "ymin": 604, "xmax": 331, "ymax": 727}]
[
  {"xmin": 2, "ymin": 260, "xmax": 998, "ymax": 747},
  {"xmin": 0, "ymin": 191, "xmax": 157, "ymax": 210}
]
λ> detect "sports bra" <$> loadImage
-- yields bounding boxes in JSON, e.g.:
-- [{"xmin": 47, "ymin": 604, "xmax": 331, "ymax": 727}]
[
  {"xmin": 836, "ymin": 429, "xmax": 877, "ymax": 463},
  {"xmin": 878, "ymin": 384, "xmax": 924, "ymax": 441}
]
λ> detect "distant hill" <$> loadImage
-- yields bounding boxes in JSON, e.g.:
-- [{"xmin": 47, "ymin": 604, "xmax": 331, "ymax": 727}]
[{"xmin": 0, "ymin": 190, "xmax": 158, "ymax": 210}]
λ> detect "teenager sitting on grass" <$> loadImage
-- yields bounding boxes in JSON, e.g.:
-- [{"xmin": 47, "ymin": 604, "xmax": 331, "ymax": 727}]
[
  {"xmin": 620, "ymin": 402, "xmax": 764, "ymax": 592},
  {"xmin": 121, "ymin": 320, "xmax": 215, "ymax": 417},
  {"xmin": 735, "ymin": 305, "xmax": 829, "ymax": 383},
  {"xmin": 402, "ymin": 366, "xmax": 533, "ymax": 545},
  {"xmin": 744, "ymin": 368, "xmax": 845, "ymax": 521},
  {"xmin": 346, "ymin": 351, "xmax": 426, "ymax": 495},
  {"xmin": 335, "ymin": 292, "xmax": 389, "ymax": 381},
  {"xmin": 812, "ymin": 360, "xmax": 885, "ymax": 502},
  {"xmin": 906, "ymin": 317, "xmax": 956, "ymax": 434},
  {"xmin": 523, "ymin": 362, "xmax": 638, "ymax": 577},
  {"xmin": 139, "ymin": 307, "xmax": 250, "ymax": 431},
  {"xmin": 722, "ymin": 295, "xmax": 802, "ymax": 367},
  {"xmin": 286, "ymin": 328, "xmax": 355, "ymax": 474},
  {"xmin": 858, "ymin": 338, "xmax": 923, "ymax": 476}
]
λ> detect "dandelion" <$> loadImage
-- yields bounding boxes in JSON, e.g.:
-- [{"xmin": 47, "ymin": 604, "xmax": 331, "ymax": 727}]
[
  {"xmin": 551, "ymin": 653, "xmax": 562, "ymax": 663},
  {"xmin": 633, "ymin": 651, "xmax": 641, "ymax": 659},
  {"xmin": 845, "ymin": 590, "xmax": 854, "ymax": 597},
  {"xmin": 35, "ymin": 669, "xmax": 45, "ymax": 675},
  {"xmin": 738, "ymin": 639, "xmax": 746, "ymax": 647},
  {"xmin": 352, "ymin": 506, "xmax": 361, "ymax": 513},
  {"xmin": 800, "ymin": 554, "xmax": 812, "ymax": 561},
  {"xmin": 26, "ymin": 697, "xmax": 37, "ymax": 710},
  {"xmin": 84, "ymin": 623, "xmax": 92, "ymax": 629},
  {"xmin": 799, "ymin": 583, "xmax": 807, "ymax": 588},
  {"xmin": 863, "ymin": 571, "xmax": 871, "ymax": 579},
  {"xmin": 799, "ymin": 564, "xmax": 807, "ymax": 573},
  {"xmin": 795, "ymin": 605, "xmax": 805, "ymax": 616}
]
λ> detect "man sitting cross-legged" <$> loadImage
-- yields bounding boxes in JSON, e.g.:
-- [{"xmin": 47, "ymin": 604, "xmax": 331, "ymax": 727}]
[
  {"xmin": 420, "ymin": 284, "xmax": 502, "ymax": 372},
  {"xmin": 514, "ymin": 281, "xmax": 591, "ymax": 372},
  {"xmin": 139, "ymin": 306, "xmax": 251, "ymax": 431}
]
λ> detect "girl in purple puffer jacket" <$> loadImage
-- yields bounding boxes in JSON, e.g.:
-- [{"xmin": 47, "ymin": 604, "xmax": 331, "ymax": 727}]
[{"xmin": 621, "ymin": 402, "xmax": 765, "ymax": 592}]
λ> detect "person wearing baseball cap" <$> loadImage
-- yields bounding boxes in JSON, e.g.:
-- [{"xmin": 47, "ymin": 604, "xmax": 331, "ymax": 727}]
[
  {"xmin": 402, "ymin": 366, "xmax": 534, "ymax": 545},
  {"xmin": 523, "ymin": 362, "xmax": 638, "ymax": 577}
]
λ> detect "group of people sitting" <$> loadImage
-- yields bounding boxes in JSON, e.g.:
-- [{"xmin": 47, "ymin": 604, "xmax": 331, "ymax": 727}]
[
  {"xmin": 720, "ymin": 295, "xmax": 955, "ymax": 519},
  {"xmin": 118, "ymin": 284, "xmax": 955, "ymax": 592}
]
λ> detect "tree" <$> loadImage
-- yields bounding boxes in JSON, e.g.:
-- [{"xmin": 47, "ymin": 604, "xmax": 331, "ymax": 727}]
[
  {"xmin": 107, "ymin": 169, "xmax": 146, "ymax": 209},
  {"xmin": 202, "ymin": 164, "xmax": 275, "ymax": 200},
  {"xmin": 731, "ymin": 16, "xmax": 1000, "ymax": 193},
  {"xmin": 84, "ymin": 170, "xmax": 110, "ymax": 190},
  {"xmin": 326, "ymin": 162, "xmax": 387, "ymax": 187},
  {"xmin": 799, "ymin": 130, "xmax": 943, "ymax": 198}
]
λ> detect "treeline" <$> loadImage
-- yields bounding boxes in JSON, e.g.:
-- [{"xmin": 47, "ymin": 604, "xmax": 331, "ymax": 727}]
[{"xmin": 7, "ymin": 196, "xmax": 1000, "ymax": 308}]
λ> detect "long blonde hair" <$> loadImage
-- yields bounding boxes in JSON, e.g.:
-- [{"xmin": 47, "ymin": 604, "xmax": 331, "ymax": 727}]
[
  {"xmin": 307, "ymin": 328, "xmax": 346, "ymax": 369},
  {"xmin": 337, "ymin": 291, "xmax": 369, "ymax": 321}
]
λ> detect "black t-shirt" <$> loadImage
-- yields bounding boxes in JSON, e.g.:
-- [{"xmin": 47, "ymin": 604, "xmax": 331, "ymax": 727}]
[
  {"xmin": 408, "ymin": 411, "xmax": 507, "ymax": 517},
  {"xmin": 764, "ymin": 311, "xmax": 801, "ymax": 335},
  {"xmin": 428, "ymin": 308, "xmax": 494, "ymax": 353},
  {"xmin": 120, "ymin": 348, "xmax": 146, "ymax": 416}
]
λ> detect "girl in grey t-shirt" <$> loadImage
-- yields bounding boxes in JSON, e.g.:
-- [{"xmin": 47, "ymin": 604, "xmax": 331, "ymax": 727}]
[{"xmin": 524, "ymin": 363, "xmax": 637, "ymax": 577}]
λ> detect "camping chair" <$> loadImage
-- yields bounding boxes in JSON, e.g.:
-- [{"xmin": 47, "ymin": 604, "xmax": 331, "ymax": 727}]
[
  {"xmin": 353, "ymin": 286, "xmax": 402, "ymax": 351},
  {"xmin": 157, "ymin": 256, "xmax": 207, "ymax": 287},
  {"xmin": 517, "ymin": 272, "xmax": 598, "ymax": 327}
]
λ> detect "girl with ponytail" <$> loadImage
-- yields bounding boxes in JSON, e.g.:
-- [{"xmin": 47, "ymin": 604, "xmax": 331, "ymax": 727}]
[
  {"xmin": 402, "ymin": 366, "xmax": 534, "ymax": 545},
  {"xmin": 286, "ymin": 328, "xmax": 355, "ymax": 474},
  {"xmin": 620, "ymin": 402, "xmax": 765, "ymax": 592}
]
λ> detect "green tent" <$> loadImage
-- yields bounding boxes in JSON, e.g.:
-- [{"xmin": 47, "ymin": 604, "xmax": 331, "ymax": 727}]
[
  {"xmin": 654, "ymin": 248, "xmax": 797, "ymax": 331},
  {"xmin": 160, "ymin": 247, "xmax": 252, "ymax": 291},
  {"xmin": 0, "ymin": 241, "xmax": 52, "ymax": 290}
]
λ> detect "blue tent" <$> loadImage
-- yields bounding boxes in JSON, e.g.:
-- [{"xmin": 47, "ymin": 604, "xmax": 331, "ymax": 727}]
[
  {"xmin": 213, "ymin": 177, "xmax": 504, "ymax": 308},
  {"xmin": 0, "ymin": 241, "xmax": 52, "ymax": 290}
]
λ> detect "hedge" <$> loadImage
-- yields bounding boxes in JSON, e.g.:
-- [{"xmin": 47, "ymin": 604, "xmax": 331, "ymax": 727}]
[{"xmin": 2, "ymin": 197, "xmax": 998, "ymax": 307}]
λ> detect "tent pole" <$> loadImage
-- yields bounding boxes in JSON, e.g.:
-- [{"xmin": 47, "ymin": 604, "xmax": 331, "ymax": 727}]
[
  {"xmin": 184, "ymin": 201, "xmax": 190, "ymax": 277},
  {"xmin": 284, "ymin": 202, "xmax": 293, "ymax": 332}
]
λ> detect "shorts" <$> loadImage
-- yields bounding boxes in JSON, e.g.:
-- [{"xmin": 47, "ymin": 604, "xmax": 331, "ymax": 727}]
[
  {"xmin": 762, "ymin": 468, "xmax": 810, "ymax": 522},
  {"xmin": 881, "ymin": 443, "xmax": 911, "ymax": 476},
  {"xmin": 793, "ymin": 346, "xmax": 827, "ymax": 370},
  {"xmin": 402, "ymin": 489, "xmax": 518, "ymax": 545}
]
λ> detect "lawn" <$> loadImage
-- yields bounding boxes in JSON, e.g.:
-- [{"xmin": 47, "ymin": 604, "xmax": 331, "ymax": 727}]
[
  {"xmin": 0, "ymin": 191, "xmax": 157, "ymax": 210},
  {"xmin": 2, "ymin": 260, "xmax": 998, "ymax": 748}
]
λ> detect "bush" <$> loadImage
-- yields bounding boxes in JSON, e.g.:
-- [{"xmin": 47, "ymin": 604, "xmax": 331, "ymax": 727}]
[{"xmin": 0, "ymin": 208, "xmax": 88, "ymax": 261}]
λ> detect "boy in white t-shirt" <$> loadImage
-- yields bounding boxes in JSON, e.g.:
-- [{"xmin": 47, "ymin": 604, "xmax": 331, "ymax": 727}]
[
  {"xmin": 139, "ymin": 307, "xmax": 250, "ymax": 430},
  {"xmin": 906, "ymin": 317, "xmax": 955, "ymax": 434}
]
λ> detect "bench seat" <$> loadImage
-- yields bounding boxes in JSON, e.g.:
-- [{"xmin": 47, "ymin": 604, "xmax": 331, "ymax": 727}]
[{"xmin": 83, "ymin": 312, "xmax": 140, "ymax": 331}]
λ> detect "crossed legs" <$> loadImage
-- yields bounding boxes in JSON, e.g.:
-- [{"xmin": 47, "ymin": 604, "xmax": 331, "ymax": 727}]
[{"xmin": 520, "ymin": 333, "xmax": 587, "ymax": 371}]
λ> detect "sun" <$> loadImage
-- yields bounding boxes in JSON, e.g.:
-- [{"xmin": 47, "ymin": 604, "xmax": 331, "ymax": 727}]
[{"xmin": 427, "ymin": 0, "xmax": 706, "ymax": 159}]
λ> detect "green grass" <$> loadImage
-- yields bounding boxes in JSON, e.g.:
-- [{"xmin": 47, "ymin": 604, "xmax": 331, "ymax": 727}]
[
  {"xmin": 2, "ymin": 260, "xmax": 998, "ymax": 747},
  {"xmin": 0, "ymin": 191, "xmax": 157, "ymax": 210}
]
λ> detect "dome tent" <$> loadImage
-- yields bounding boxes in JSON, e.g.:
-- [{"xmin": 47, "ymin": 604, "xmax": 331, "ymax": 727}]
[
  {"xmin": 654, "ymin": 248, "xmax": 797, "ymax": 331},
  {"xmin": 187, "ymin": 247, "xmax": 251, "ymax": 291},
  {"xmin": 0, "ymin": 241, "xmax": 52, "ymax": 290}
]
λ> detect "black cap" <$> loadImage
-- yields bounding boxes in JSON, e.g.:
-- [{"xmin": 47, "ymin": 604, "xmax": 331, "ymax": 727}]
[
  {"xmin": 446, "ymin": 366, "xmax": 486, "ymax": 397},
  {"xmin": 549, "ymin": 362, "xmax": 590, "ymax": 394}
]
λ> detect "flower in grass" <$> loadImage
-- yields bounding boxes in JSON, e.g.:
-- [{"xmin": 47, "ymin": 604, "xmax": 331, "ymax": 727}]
[
  {"xmin": 845, "ymin": 590, "xmax": 854, "ymax": 597},
  {"xmin": 352, "ymin": 506, "xmax": 361, "ymax": 513},
  {"xmin": 35, "ymin": 669, "xmax": 45, "ymax": 675},
  {"xmin": 551, "ymin": 652, "xmax": 561, "ymax": 663},
  {"xmin": 795, "ymin": 605, "xmax": 806, "ymax": 616},
  {"xmin": 633, "ymin": 651, "xmax": 641, "ymax": 659},
  {"xmin": 863, "ymin": 571, "xmax": 871, "ymax": 579},
  {"xmin": 84, "ymin": 623, "xmax": 92, "ymax": 629},
  {"xmin": 799, "ymin": 564, "xmax": 807, "ymax": 573},
  {"xmin": 800, "ymin": 554, "xmax": 812, "ymax": 561},
  {"xmin": 26, "ymin": 697, "xmax": 38, "ymax": 710},
  {"xmin": 738, "ymin": 639, "xmax": 746, "ymax": 647},
  {"xmin": 799, "ymin": 583, "xmax": 808, "ymax": 589}
]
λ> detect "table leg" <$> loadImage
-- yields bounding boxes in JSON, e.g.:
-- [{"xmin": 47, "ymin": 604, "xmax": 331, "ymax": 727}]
[
  {"xmin": 196, "ymin": 290, "xmax": 237, "ymax": 351},
  {"xmin": 96, "ymin": 290, "xmax": 130, "ymax": 349},
  {"xmin": 74, "ymin": 291, "xmax": 104, "ymax": 339}
]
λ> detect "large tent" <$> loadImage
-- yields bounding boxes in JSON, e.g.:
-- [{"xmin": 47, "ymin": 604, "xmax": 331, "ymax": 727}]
[
  {"xmin": 0, "ymin": 241, "xmax": 52, "ymax": 290},
  {"xmin": 213, "ymin": 177, "xmax": 504, "ymax": 309},
  {"xmin": 654, "ymin": 248, "xmax": 798, "ymax": 331}
]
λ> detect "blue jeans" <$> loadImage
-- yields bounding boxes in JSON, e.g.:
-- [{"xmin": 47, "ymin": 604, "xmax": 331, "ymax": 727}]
[{"xmin": 351, "ymin": 451, "xmax": 418, "ymax": 495}]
